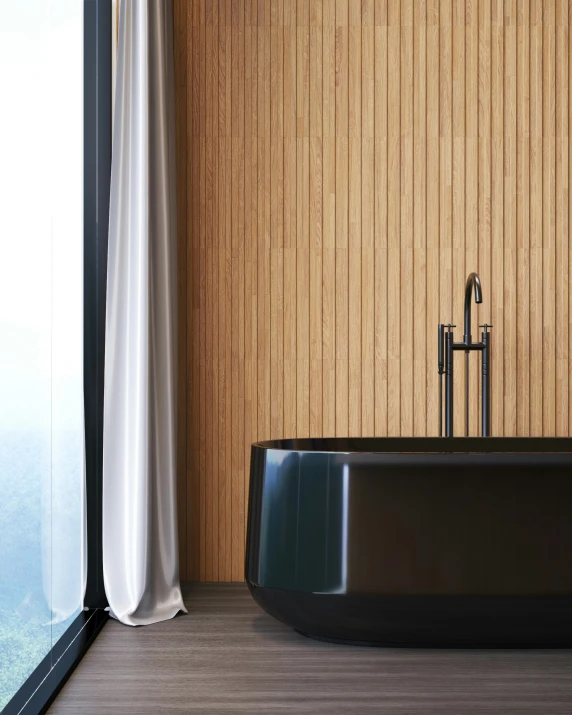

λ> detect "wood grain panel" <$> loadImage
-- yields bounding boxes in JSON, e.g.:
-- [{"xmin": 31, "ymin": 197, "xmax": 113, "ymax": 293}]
[{"xmin": 174, "ymin": 0, "xmax": 572, "ymax": 581}]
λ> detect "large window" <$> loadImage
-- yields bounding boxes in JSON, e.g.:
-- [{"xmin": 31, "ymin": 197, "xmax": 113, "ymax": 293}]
[{"xmin": 0, "ymin": 3, "xmax": 91, "ymax": 710}]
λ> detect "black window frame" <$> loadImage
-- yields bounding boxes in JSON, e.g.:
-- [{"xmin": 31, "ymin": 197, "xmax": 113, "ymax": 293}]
[{"xmin": 4, "ymin": 2, "xmax": 111, "ymax": 712}]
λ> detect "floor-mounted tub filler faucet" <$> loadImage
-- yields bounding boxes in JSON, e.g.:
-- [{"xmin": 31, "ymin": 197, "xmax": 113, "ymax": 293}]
[{"xmin": 438, "ymin": 272, "xmax": 492, "ymax": 437}]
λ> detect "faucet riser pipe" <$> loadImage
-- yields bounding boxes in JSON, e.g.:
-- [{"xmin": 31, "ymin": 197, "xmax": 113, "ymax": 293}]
[
  {"xmin": 465, "ymin": 352, "xmax": 469, "ymax": 437},
  {"xmin": 438, "ymin": 324, "xmax": 445, "ymax": 437},
  {"xmin": 482, "ymin": 329, "xmax": 491, "ymax": 437},
  {"xmin": 445, "ymin": 331, "xmax": 454, "ymax": 437}
]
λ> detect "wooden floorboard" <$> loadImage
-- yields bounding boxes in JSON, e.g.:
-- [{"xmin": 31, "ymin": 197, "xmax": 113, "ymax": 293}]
[{"xmin": 49, "ymin": 584, "xmax": 572, "ymax": 714}]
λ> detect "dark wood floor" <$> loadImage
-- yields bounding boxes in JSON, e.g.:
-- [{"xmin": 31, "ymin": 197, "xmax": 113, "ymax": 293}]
[{"xmin": 49, "ymin": 583, "xmax": 572, "ymax": 714}]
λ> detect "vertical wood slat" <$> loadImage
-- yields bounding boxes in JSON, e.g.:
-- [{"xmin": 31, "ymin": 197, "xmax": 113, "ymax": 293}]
[
  {"xmin": 374, "ymin": 0, "xmax": 388, "ymax": 437},
  {"xmin": 335, "ymin": 0, "xmax": 349, "ymax": 437},
  {"xmin": 413, "ymin": 0, "xmax": 427, "ymax": 437},
  {"xmin": 210, "ymin": 0, "xmax": 219, "ymax": 581},
  {"xmin": 244, "ymin": 0, "xmax": 254, "ymax": 548},
  {"xmin": 284, "ymin": 0, "xmax": 297, "ymax": 438},
  {"xmin": 491, "ymin": 0, "xmax": 504, "ymax": 435},
  {"xmin": 297, "ymin": 0, "xmax": 310, "ymax": 438},
  {"xmin": 348, "ymin": 0, "xmax": 362, "ymax": 436},
  {"xmin": 271, "ymin": 0, "xmax": 284, "ymax": 445},
  {"xmin": 204, "ymin": 0, "xmax": 214, "ymax": 583},
  {"xmin": 517, "ymin": 0, "xmax": 530, "ymax": 436},
  {"xmin": 504, "ymin": 0, "xmax": 516, "ymax": 437},
  {"xmin": 224, "ymin": 0, "xmax": 233, "ymax": 584},
  {"xmin": 310, "ymin": 0, "xmax": 323, "ymax": 436},
  {"xmin": 198, "ymin": 0, "xmax": 207, "ymax": 581},
  {"xmin": 322, "ymin": 0, "xmax": 335, "ymax": 436},
  {"xmin": 238, "ymin": 2, "xmax": 246, "ymax": 582},
  {"xmin": 190, "ymin": 0, "xmax": 201, "ymax": 582},
  {"xmin": 439, "ymin": 0, "xmax": 452, "ymax": 428},
  {"xmin": 400, "ymin": 0, "xmax": 413, "ymax": 436},
  {"xmin": 569, "ymin": 0, "xmax": 572, "ymax": 434},
  {"xmin": 257, "ymin": 1, "xmax": 269, "ymax": 454},
  {"xmin": 230, "ymin": 0, "xmax": 241, "ymax": 582},
  {"xmin": 216, "ymin": 0, "xmax": 226, "ymax": 581},
  {"xmin": 466, "ymin": 0, "xmax": 479, "ymax": 436},
  {"xmin": 555, "ymin": 0, "xmax": 568, "ymax": 436},
  {"xmin": 530, "ymin": 0, "xmax": 543, "ymax": 437},
  {"xmin": 387, "ymin": 0, "xmax": 400, "ymax": 435},
  {"xmin": 452, "ymin": 0, "xmax": 465, "ymax": 436},
  {"xmin": 478, "ymin": 0, "xmax": 492, "ymax": 429},
  {"xmin": 542, "ymin": 0, "xmax": 556, "ymax": 437},
  {"xmin": 177, "ymin": 0, "xmax": 572, "ymax": 581},
  {"xmin": 173, "ymin": 0, "xmax": 188, "ymax": 580},
  {"xmin": 427, "ymin": 0, "xmax": 440, "ymax": 435},
  {"xmin": 362, "ymin": 0, "xmax": 374, "ymax": 437}
]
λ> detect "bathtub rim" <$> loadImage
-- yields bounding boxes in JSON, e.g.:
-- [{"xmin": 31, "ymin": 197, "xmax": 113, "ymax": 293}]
[{"xmin": 252, "ymin": 436, "xmax": 572, "ymax": 455}]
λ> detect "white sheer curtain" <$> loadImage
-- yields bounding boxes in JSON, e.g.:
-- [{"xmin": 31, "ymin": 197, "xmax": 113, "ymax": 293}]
[{"xmin": 103, "ymin": 0, "xmax": 186, "ymax": 626}]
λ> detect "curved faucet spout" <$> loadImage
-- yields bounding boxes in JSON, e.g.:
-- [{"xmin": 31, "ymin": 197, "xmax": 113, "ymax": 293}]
[{"xmin": 464, "ymin": 272, "xmax": 482, "ymax": 345}]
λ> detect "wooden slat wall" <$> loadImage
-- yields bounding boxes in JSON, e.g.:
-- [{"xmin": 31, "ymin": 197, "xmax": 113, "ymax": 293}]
[{"xmin": 173, "ymin": 0, "xmax": 572, "ymax": 582}]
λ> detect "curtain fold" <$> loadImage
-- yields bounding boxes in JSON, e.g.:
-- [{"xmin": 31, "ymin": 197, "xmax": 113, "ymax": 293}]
[{"xmin": 103, "ymin": 0, "xmax": 186, "ymax": 626}]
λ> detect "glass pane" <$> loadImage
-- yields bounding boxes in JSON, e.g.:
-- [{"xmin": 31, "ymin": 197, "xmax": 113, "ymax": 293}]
[
  {"xmin": 48, "ymin": 0, "xmax": 85, "ymax": 650},
  {"xmin": 0, "ymin": 2, "xmax": 84, "ymax": 709}
]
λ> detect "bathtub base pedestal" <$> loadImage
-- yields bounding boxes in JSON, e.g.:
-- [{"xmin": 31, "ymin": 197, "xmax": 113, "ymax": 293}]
[{"xmin": 250, "ymin": 584, "xmax": 572, "ymax": 647}]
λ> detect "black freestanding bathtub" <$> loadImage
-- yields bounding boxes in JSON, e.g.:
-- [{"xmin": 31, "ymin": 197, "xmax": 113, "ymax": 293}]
[{"xmin": 245, "ymin": 437, "xmax": 572, "ymax": 646}]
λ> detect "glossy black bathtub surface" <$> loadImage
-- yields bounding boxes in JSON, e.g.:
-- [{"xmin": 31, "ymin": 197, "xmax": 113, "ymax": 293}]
[{"xmin": 245, "ymin": 437, "xmax": 572, "ymax": 646}]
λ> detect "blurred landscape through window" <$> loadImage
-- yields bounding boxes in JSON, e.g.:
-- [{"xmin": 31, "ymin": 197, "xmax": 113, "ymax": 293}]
[{"xmin": 0, "ymin": 2, "xmax": 85, "ymax": 709}]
